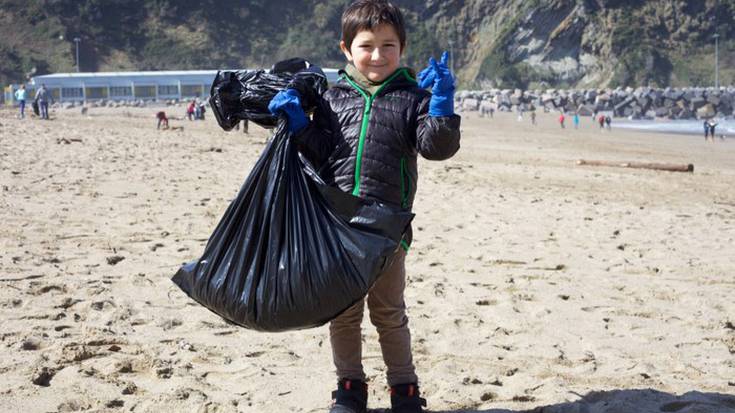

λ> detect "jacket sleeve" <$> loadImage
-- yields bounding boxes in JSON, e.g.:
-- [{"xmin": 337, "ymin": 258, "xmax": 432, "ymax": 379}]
[
  {"xmin": 292, "ymin": 98, "xmax": 338, "ymax": 168},
  {"xmin": 415, "ymin": 94, "xmax": 461, "ymax": 160}
]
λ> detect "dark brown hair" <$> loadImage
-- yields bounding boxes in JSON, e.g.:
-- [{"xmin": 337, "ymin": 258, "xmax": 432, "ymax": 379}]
[{"xmin": 341, "ymin": 0, "xmax": 406, "ymax": 51}]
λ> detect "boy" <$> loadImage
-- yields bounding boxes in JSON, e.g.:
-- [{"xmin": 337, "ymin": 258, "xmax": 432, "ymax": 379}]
[{"xmin": 268, "ymin": 1, "xmax": 460, "ymax": 412}]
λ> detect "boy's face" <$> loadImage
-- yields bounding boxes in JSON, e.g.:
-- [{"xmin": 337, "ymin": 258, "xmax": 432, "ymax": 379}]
[{"xmin": 341, "ymin": 24, "xmax": 402, "ymax": 83}]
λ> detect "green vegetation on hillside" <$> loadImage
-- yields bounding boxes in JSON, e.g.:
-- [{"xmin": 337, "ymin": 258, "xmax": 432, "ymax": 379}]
[{"xmin": 1, "ymin": 0, "xmax": 732, "ymax": 88}]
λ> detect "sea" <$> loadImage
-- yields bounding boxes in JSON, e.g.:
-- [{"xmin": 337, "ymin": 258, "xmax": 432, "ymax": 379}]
[{"xmin": 614, "ymin": 118, "xmax": 735, "ymax": 137}]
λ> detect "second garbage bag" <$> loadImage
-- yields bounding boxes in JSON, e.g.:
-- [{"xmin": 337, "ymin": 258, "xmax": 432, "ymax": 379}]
[{"xmin": 172, "ymin": 60, "xmax": 414, "ymax": 332}]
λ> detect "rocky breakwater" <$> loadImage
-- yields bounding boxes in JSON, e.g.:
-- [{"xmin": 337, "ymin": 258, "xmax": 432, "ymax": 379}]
[{"xmin": 457, "ymin": 87, "xmax": 735, "ymax": 120}]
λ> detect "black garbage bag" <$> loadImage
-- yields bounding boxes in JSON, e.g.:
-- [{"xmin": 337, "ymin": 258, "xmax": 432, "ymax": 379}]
[
  {"xmin": 173, "ymin": 62, "xmax": 414, "ymax": 332},
  {"xmin": 209, "ymin": 58, "xmax": 327, "ymax": 130}
]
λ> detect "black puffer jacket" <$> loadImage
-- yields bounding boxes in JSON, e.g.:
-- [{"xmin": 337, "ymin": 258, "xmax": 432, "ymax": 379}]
[{"xmin": 296, "ymin": 68, "xmax": 460, "ymax": 242}]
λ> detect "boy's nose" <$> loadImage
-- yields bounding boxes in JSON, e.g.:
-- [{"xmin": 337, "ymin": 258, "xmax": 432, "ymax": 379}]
[{"xmin": 371, "ymin": 48, "xmax": 383, "ymax": 61}]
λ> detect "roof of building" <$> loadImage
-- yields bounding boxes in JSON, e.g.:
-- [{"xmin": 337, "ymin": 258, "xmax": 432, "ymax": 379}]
[{"xmin": 31, "ymin": 69, "xmax": 341, "ymax": 85}]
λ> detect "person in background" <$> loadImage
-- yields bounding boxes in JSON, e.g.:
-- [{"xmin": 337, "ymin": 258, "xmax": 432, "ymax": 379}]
[
  {"xmin": 233, "ymin": 119, "xmax": 249, "ymax": 133},
  {"xmin": 35, "ymin": 84, "xmax": 51, "ymax": 120},
  {"xmin": 186, "ymin": 100, "xmax": 196, "ymax": 121},
  {"xmin": 605, "ymin": 115, "xmax": 612, "ymax": 130},
  {"xmin": 530, "ymin": 111, "xmax": 536, "ymax": 125},
  {"xmin": 559, "ymin": 112, "xmax": 565, "ymax": 129},
  {"xmin": 598, "ymin": 114, "xmax": 605, "ymax": 130},
  {"xmin": 14, "ymin": 85, "xmax": 27, "ymax": 119},
  {"xmin": 573, "ymin": 112, "xmax": 580, "ymax": 129},
  {"xmin": 198, "ymin": 101, "xmax": 206, "ymax": 120},
  {"xmin": 708, "ymin": 119, "xmax": 718, "ymax": 142},
  {"xmin": 156, "ymin": 111, "xmax": 169, "ymax": 130},
  {"xmin": 193, "ymin": 98, "xmax": 204, "ymax": 120},
  {"xmin": 703, "ymin": 119, "xmax": 710, "ymax": 141}
]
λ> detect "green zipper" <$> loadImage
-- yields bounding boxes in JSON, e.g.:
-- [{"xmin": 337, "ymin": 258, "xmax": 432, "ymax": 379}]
[{"xmin": 341, "ymin": 69, "xmax": 411, "ymax": 196}]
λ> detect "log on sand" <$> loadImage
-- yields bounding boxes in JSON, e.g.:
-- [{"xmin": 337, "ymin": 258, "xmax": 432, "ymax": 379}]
[{"xmin": 577, "ymin": 159, "xmax": 694, "ymax": 173}]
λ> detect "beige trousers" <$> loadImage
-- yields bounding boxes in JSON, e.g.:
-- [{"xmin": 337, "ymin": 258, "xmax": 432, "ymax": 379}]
[{"xmin": 329, "ymin": 248, "xmax": 418, "ymax": 386}]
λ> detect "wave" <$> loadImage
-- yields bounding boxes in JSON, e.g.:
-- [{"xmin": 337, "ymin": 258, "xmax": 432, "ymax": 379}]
[{"xmin": 614, "ymin": 119, "xmax": 735, "ymax": 136}]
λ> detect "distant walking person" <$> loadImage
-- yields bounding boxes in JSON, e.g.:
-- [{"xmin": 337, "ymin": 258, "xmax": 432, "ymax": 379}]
[
  {"xmin": 573, "ymin": 113, "xmax": 580, "ymax": 129},
  {"xmin": 605, "ymin": 115, "xmax": 612, "ymax": 130},
  {"xmin": 703, "ymin": 120, "xmax": 710, "ymax": 140},
  {"xmin": 598, "ymin": 114, "xmax": 605, "ymax": 130},
  {"xmin": 34, "ymin": 84, "xmax": 50, "ymax": 120},
  {"xmin": 530, "ymin": 111, "xmax": 536, "ymax": 125},
  {"xmin": 559, "ymin": 113, "xmax": 566, "ymax": 129},
  {"xmin": 708, "ymin": 119, "xmax": 718, "ymax": 142},
  {"xmin": 14, "ymin": 85, "xmax": 27, "ymax": 119}
]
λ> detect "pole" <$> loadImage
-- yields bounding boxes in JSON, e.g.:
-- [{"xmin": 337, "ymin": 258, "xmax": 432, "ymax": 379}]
[
  {"xmin": 714, "ymin": 34, "xmax": 720, "ymax": 89},
  {"xmin": 74, "ymin": 37, "xmax": 81, "ymax": 72},
  {"xmin": 448, "ymin": 39, "xmax": 454, "ymax": 75}
]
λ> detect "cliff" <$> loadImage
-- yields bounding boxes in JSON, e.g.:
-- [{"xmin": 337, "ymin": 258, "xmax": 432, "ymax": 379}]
[{"xmin": 1, "ymin": 0, "xmax": 732, "ymax": 88}]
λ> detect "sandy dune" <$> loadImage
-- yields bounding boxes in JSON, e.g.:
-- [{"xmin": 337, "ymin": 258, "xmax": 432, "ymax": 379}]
[{"xmin": 1, "ymin": 106, "xmax": 734, "ymax": 412}]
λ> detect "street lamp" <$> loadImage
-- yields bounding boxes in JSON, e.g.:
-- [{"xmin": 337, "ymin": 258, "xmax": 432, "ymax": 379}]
[
  {"xmin": 74, "ymin": 37, "xmax": 81, "ymax": 72},
  {"xmin": 714, "ymin": 33, "xmax": 720, "ymax": 89}
]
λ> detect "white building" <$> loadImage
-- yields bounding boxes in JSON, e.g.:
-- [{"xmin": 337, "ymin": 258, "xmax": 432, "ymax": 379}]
[{"xmin": 4, "ymin": 68, "xmax": 340, "ymax": 104}]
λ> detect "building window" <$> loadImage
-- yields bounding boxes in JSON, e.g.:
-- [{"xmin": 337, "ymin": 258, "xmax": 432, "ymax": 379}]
[
  {"xmin": 181, "ymin": 84, "xmax": 203, "ymax": 98},
  {"xmin": 85, "ymin": 87, "xmax": 107, "ymax": 99},
  {"xmin": 158, "ymin": 85, "xmax": 178, "ymax": 96},
  {"xmin": 61, "ymin": 87, "xmax": 83, "ymax": 98},
  {"xmin": 110, "ymin": 86, "xmax": 132, "ymax": 97},
  {"xmin": 134, "ymin": 85, "xmax": 156, "ymax": 98}
]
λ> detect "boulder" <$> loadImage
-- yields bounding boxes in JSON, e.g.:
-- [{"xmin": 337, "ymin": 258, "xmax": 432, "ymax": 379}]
[
  {"xmin": 576, "ymin": 104, "xmax": 595, "ymax": 116},
  {"xmin": 707, "ymin": 95, "xmax": 721, "ymax": 106},
  {"xmin": 462, "ymin": 98, "xmax": 480, "ymax": 111},
  {"xmin": 654, "ymin": 107, "xmax": 670, "ymax": 118},
  {"xmin": 690, "ymin": 96, "xmax": 707, "ymax": 110},
  {"xmin": 696, "ymin": 103, "xmax": 716, "ymax": 119}
]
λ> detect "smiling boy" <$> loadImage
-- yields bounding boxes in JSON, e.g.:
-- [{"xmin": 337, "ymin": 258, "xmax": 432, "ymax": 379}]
[{"xmin": 268, "ymin": 1, "xmax": 460, "ymax": 412}]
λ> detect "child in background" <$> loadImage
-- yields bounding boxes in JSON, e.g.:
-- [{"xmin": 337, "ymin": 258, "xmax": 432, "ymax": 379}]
[
  {"xmin": 268, "ymin": 1, "xmax": 460, "ymax": 411},
  {"xmin": 156, "ymin": 111, "xmax": 169, "ymax": 129},
  {"xmin": 14, "ymin": 85, "xmax": 27, "ymax": 119}
]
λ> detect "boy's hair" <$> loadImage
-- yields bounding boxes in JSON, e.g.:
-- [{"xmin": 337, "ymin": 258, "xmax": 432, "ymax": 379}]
[{"xmin": 341, "ymin": 0, "xmax": 406, "ymax": 51}]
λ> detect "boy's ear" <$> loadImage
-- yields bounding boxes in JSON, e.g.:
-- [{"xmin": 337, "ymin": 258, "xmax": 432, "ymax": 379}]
[{"xmin": 340, "ymin": 41, "xmax": 353, "ymax": 62}]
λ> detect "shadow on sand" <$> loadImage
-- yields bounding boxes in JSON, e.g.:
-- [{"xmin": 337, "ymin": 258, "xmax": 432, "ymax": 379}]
[{"xmin": 372, "ymin": 388, "xmax": 735, "ymax": 413}]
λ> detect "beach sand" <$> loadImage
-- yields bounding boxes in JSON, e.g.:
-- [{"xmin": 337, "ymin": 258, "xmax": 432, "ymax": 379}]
[{"xmin": 1, "ymin": 106, "xmax": 734, "ymax": 412}]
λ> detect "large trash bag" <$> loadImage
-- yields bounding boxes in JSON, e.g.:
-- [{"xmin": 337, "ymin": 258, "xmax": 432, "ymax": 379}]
[
  {"xmin": 209, "ymin": 58, "xmax": 326, "ymax": 130},
  {"xmin": 172, "ymin": 61, "xmax": 414, "ymax": 332}
]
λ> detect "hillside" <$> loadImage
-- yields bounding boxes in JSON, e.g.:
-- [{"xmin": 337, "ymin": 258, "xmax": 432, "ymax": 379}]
[{"xmin": 1, "ymin": 0, "xmax": 733, "ymax": 88}]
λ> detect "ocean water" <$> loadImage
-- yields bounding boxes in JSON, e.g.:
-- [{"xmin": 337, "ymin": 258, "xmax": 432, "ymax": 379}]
[{"xmin": 614, "ymin": 118, "xmax": 735, "ymax": 137}]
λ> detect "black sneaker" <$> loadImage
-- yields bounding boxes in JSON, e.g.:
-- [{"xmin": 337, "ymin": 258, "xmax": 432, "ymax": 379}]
[
  {"xmin": 390, "ymin": 383, "xmax": 426, "ymax": 413},
  {"xmin": 330, "ymin": 379, "xmax": 368, "ymax": 413}
]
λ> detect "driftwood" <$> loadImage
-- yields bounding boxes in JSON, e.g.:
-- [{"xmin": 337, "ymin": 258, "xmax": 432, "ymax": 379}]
[{"xmin": 577, "ymin": 159, "xmax": 694, "ymax": 173}]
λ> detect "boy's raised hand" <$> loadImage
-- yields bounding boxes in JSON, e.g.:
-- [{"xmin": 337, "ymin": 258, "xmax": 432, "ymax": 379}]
[
  {"xmin": 268, "ymin": 88, "xmax": 309, "ymax": 133},
  {"xmin": 417, "ymin": 51, "xmax": 455, "ymax": 117}
]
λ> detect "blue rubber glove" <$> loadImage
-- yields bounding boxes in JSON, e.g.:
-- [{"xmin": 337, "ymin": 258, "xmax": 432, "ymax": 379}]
[
  {"xmin": 268, "ymin": 88, "xmax": 309, "ymax": 133},
  {"xmin": 417, "ymin": 51, "xmax": 456, "ymax": 117}
]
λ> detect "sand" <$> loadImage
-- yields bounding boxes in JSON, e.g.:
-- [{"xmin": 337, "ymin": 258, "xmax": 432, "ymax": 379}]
[{"xmin": 1, "ymin": 106, "xmax": 734, "ymax": 413}]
